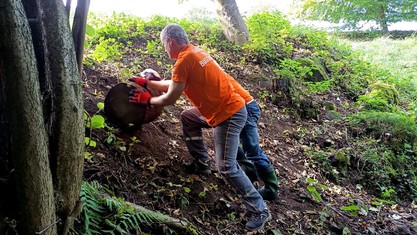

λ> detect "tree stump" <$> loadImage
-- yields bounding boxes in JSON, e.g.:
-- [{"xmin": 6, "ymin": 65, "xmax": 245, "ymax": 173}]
[{"xmin": 104, "ymin": 83, "xmax": 163, "ymax": 130}]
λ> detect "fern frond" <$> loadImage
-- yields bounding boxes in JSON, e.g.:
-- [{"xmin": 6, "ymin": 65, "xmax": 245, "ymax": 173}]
[{"xmin": 78, "ymin": 181, "xmax": 197, "ymax": 235}]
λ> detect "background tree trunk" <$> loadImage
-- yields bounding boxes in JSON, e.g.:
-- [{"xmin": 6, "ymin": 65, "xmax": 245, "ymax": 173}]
[
  {"xmin": 72, "ymin": 0, "xmax": 91, "ymax": 75},
  {"xmin": 65, "ymin": 0, "xmax": 72, "ymax": 19},
  {"xmin": 215, "ymin": 0, "xmax": 249, "ymax": 45},
  {"xmin": 377, "ymin": 5, "xmax": 389, "ymax": 34}
]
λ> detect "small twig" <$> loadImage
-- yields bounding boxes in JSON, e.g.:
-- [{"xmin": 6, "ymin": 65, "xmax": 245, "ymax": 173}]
[{"xmin": 35, "ymin": 219, "xmax": 61, "ymax": 235}]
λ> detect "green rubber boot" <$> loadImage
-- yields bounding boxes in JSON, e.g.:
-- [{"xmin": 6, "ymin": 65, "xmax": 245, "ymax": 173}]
[
  {"xmin": 258, "ymin": 165, "xmax": 279, "ymax": 200},
  {"xmin": 237, "ymin": 146, "xmax": 258, "ymax": 182}
]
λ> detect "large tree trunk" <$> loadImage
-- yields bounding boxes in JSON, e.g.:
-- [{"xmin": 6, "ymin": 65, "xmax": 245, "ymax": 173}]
[
  {"xmin": 0, "ymin": 1, "xmax": 57, "ymax": 234},
  {"xmin": 40, "ymin": 0, "xmax": 85, "ymax": 222},
  {"xmin": 0, "ymin": 0, "xmax": 84, "ymax": 233},
  {"xmin": 215, "ymin": 0, "xmax": 249, "ymax": 45}
]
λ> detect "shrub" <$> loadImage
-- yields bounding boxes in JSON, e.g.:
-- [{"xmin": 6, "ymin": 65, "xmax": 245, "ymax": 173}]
[
  {"xmin": 244, "ymin": 11, "xmax": 293, "ymax": 65},
  {"xmin": 357, "ymin": 82, "xmax": 399, "ymax": 112},
  {"xmin": 350, "ymin": 111, "xmax": 417, "ymax": 152},
  {"xmin": 347, "ymin": 139, "xmax": 417, "ymax": 201}
]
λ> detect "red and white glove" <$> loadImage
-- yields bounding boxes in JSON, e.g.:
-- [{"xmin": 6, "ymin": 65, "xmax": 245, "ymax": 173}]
[
  {"xmin": 140, "ymin": 69, "xmax": 162, "ymax": 81},
  {"xmin": 128, "ymin": 88, "xmax": 151, "ymax": 106},
  {"xmin": 128, "ymin": 76, "xmax": 148, "ymax": 89}
]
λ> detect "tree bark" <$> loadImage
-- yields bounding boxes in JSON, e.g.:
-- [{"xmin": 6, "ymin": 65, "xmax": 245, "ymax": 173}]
[
  {"xmin": 0, "ymin": 0, "xmax": 85, "ymax": 233},
  {"xmin": 65, "ymin": 0, "xmax": 72, "ymax": 19},
  {"xmin": 21, "ymin": 0, "xmax": 55, "ymax": 137},
  {"xmin": 378, "ymin": 5, "xmax": 389, "ymax": 34},
  {"xmin": 40, "ymin": 0, "xmax": 85, "ymax": 223},
  {"xmin": 0, "ymin": 1, "xmax": 57, "ymax": 234},
  {"xmin": 215, "ymin": 0, "xmax": 249, "ymax": 45},
  {"xmin": 72, "ymin": 0, "xmax": 91, "ymax": 75}
]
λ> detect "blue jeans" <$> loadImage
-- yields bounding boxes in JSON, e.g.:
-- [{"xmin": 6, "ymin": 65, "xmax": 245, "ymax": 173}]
[
  {"xmin": 213, "ymin": 107, "xmax": 267, "ymax": 213},
  {"xmin": 239, "ymin": 100, "xmax": 271, "ymax": 170}
]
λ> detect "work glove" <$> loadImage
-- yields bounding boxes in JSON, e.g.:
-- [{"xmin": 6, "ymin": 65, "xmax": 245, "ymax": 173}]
[
  {"xmin": 128, "ymin": 88, "xmax": 152, "ymax": 107},
  {"xmin": 140, "ymin": 68, "xmax": 162, "ymax": 81},
  {"xmin": 128, "ymin": 76, "xmax": 148, "ymax": 89}
]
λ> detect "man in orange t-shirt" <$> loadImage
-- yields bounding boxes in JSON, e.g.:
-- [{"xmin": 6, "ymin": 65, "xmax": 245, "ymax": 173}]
[
  {"xmin": 180, "ymin": 76, "xmax": 279, "ymax": 201},
  {"xmin": 128, "ymin": 23, "xmax": 271, "ymax": 231}
]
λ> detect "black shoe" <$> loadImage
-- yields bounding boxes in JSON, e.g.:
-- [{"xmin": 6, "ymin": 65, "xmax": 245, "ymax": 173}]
[
  {"xmin": 245, "ymin": 209, "xmax": 272, "ymax": 231},
  {"xmin": 185, "ymin": 159, "xmax": 211, "ymax": 175}
]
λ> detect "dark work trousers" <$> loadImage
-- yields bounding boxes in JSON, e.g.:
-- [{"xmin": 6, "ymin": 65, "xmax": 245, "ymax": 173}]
[{"xmin": 180, "ymin": 107, "xmax": 212, "ymax": 162}]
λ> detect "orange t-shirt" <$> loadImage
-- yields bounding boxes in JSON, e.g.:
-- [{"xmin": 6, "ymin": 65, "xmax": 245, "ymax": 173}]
[
  {"xmin": 172, "ymin": 44, "xmax": 245, "ymax": 126},
  {"xmin": 228, "ymin": 76, "xmax": 253, "ymax": 103}
]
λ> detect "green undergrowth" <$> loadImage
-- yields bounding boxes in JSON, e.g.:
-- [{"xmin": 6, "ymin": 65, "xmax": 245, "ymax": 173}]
[
  {"xmin": 348, "ymin": 112, "xmax": 417, "ymax": 199},
  {"xmin": 346, "ymin": 35, "xmax": 417, "ymax": 109}
]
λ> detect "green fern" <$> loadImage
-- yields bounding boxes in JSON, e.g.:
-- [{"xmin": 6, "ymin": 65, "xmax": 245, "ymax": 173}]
[{"xmin": 78, "ymin": 181, "xmax": 196, "ymax": 235}]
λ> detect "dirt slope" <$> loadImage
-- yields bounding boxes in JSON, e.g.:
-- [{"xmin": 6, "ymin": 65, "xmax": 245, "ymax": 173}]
[{"xmin": 81, "ymin": 62, "xmax": 417, "ymax": 235}]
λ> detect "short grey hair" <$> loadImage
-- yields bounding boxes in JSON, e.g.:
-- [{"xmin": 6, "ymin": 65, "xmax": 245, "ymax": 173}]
[{"xmin": 160, "ymin": 23, "xmax": 189, "ymax": 46}]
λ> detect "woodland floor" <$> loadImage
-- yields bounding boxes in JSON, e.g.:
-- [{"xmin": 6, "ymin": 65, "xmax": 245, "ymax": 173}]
[{"xmin": 81, "ymin": 62, "xmax": 417, "ymax": 235}]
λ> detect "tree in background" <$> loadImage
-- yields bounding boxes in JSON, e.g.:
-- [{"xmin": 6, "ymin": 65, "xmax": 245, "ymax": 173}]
[
  {"xmin": 294, "ymin": 0, "xmax": 417, "ymax": 33},
  {"xmin": 0, "ymin": 0, "xmax": 84, "ymax": 233},
  {"xmin": 180, "ymin": 0, "xmax": 249, "ymax": 44},
  {"xmin": 215, "ymin": 0, "xmax": 249, "ymax": 45}
]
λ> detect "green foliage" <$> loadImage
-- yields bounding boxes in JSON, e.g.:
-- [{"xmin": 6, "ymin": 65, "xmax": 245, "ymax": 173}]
[
  {"xmin": 295, "ymin": 0, "xmax": 417, "ymax": 31},
  {"xmin": 371, "ymin": 197, "xmax": 395, "ymax": 206},
  {"xmin": 296, "ymin": 57, "xmax": 329, "ymax": 82},
  {"xmin": 347, "ymin": 36, "xmax": 417, "ymax": 109},
  {"xmin": 304, "ymin": 146, "xmax": 348, "ymax": 184},
  {"xmin": 84, "ymin": 103, "xmax": 105, "ymax": 129},
  {"xmin": 226, "ymin": 212, "xmax": 237, "ymax": 221},
  {"xmin": 305, "ymin": 148, "xmax": 330, "ymax": 170},
  {"xmin": 88, "ymin": 13, "xmax": 145, "ymax": 42},
  {"xmin": 84, "ymin": 103, "xmax": 106, "ymax": 160},
  {"xmin": 290, "ymin": 25, "xmax": 332, "ymax": 52},
  {"xmin": 305, "ymin": 178, "xmax": 328, "ymax": 202},
  {"xmin": 348, "ymin": 116, "xmax": 417, "ymax": 199},
  {"xmin": 84, "ymin": 24, "xmax": 96, "ymax": 50},
  {"xmin": 272, "ymin": 57, "xmax": 331, "ymax": 118},
  {"xmin": 304, "ymin": 80, "xmax": 332, "ymax": 93},
  {"xmin": 350, "ymin": 111, "xmax": 417, "ymax": 151},
  {"xmin": 89, "ymin": 38, "xmax": 123, "ymax": 63},
  {"xmin": 339, "ymin": 198, "xmax": 372, "ymax": 218},
  {"xmin": 273, "ymin": 59, "xmax": 314, "ymax": 111},
  {"xmin": 244, "ymin": 11, "xmax": 293, "ymax": 65},
  {"xmin": 84, "ymin": 137, "xmax": 96, "ymax": 148},
  {"xmin": 86, "ymin": 13, "xmax": 168, "ymax": 64},
  {"xmin": 340, "ymin": 204, "xmax": 360, "ymax": 216},
  {"xmin": 178, "ymin": 19, "xmax": 229, "ymax": 49},
  {"xmin": 198, "ymin": 183, "xmax": 218, "ymax": 198},
  {"xmin": 345, "ymin": 137, "xmax": 417, "ymax": 200},
  {"xmin": 334, "ymin": 148, "xmax": 351, "ymax": 176},
  {"xmin": 79, "ymin": 181, "xmax": 196, "ymax": 235},
  {"xmin": 248, "ymin": 16, "xmax": 374, "ymax": 116},
  {"xmin": 357, "ymin": 82, "xmax": 399, "ymax": 112}
]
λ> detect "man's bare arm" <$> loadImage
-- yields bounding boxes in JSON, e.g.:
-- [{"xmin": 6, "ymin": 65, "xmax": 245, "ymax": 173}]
[
  {"xmin": 147, "ymin": 79, "xmax": 171, "ymax": 92},
  {"xmin": 149, "ymin": 81, "xmax": 185, "ymax": 106}
]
